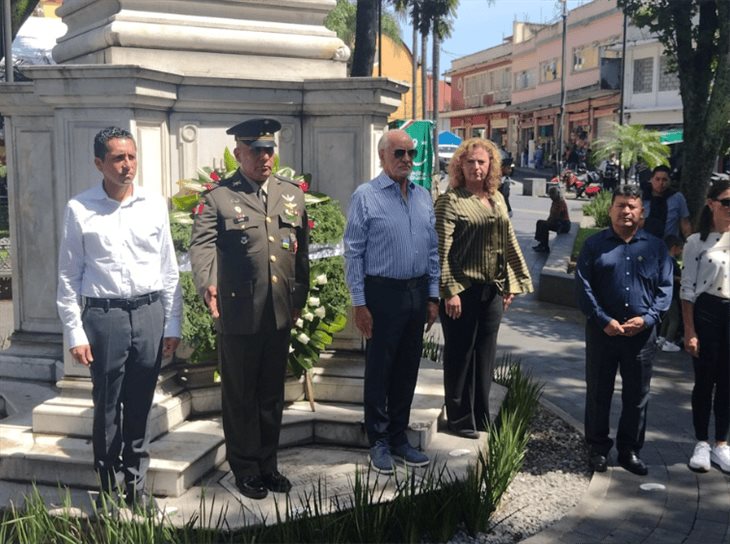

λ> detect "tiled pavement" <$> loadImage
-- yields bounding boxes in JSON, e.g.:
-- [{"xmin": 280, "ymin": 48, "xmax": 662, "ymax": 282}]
[{"xmin": 503, "ymin": 187, "xmax": 730, "ymax": 543}]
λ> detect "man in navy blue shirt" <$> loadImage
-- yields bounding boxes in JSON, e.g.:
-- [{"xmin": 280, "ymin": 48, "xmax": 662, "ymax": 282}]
[{"xmin": 576, "ymin": 185, "xmax": 673, "ymax": 476}]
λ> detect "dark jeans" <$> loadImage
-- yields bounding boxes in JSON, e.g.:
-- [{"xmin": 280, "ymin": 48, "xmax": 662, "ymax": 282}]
[
  {"xmin": 534, "ymin": 218, "xmax": 570, "ymax": 247},
  {"xmin": 691, "ymin": 293, "xmax": 730, "ymax": 442},
  {"xmin": 219, "ymin": 299, "xmax": 290, "ymax": 478},
  {"xmin": 363, "ymin": 275, "xmax": 428, "ymax": 447},
  {"xmin": 440, "ymin": 284, "xmax": 503, "ymax": 432},
  {"xmin": 584, "ymin": 320, "xmax": 657, "ymax": 455},
  {"xmin": 84, "ymin": 299, "xmax": 164, "ymax": 494}
]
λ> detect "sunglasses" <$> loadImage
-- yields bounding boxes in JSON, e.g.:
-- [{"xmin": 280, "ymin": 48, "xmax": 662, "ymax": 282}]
[
  {"xmin": 714, "ymin": 198, "xmax": 730, "ymax": 207},
  {"xmin": 393, "ymin": 148, "xmax": 417, "ymax": 159}
]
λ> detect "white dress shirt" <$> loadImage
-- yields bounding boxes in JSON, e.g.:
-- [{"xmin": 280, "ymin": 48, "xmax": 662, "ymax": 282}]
[{"xmin": 57, "ymin": 183, "xmax": 183, "ymax": 348}]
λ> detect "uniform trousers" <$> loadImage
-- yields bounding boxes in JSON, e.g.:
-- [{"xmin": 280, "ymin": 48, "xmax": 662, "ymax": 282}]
[
  {"xmin": 584, "ymin": 320, "xmax": 657, "ymax": 455},
  {"xmin": 691, "ymin": 293, "xmax": 730, "ymax": 442},
  {"xmin": 218, "ymin": 298, "xmax": 290, "ymax": 478},
  {"xmin": 83, "ymin": 298, "xmax": 164, "ymax": 494},
  {"xmin": 363, "ymin": 275, "xmax": 429, "ymax": 447},
  {"xmin": 440, "ymin": 283, "xmax": 503, "ymax": 432}
]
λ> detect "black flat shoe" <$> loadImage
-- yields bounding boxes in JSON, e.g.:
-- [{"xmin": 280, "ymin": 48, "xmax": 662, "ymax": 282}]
[
  {"xmin": 261, "ymin": 471, "xmax": 292, "ymax": 493},
  {"xmin": 447, "ymin": 424, "xmax": 480, "ymax": 440},
  {"xmin": 235, "ymin": 476, "xmax": 268, "ymax": 499},
  {"xmin": 589, "ymin": 453, "xmax": 608, "ymax": 473},
  {"xmin": 618, "ymin": 451, "xmax": 648, "ymax": 476}
]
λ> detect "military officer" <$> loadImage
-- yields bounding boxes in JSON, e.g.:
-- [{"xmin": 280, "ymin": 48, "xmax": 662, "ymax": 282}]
[{"xmin": 189, "ymin": 118, "xmax": 309, "ymax": 500}]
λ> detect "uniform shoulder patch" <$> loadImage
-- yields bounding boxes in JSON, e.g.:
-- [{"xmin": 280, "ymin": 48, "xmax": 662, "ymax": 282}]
[{"xmin": 274, "ymin": 173, "xmax": 302, "ymax": 187}]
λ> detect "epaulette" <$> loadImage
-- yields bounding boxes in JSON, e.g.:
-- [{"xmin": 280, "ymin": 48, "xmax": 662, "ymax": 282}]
[{"xmin": 274, "ymin": 172, "xmax": 302, "ymax": 187}]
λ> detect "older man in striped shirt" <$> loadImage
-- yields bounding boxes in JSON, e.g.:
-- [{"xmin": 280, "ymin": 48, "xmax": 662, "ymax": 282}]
[{"xmin": 344, "ymin": 129, "xmax": 440, "ymax": 475}]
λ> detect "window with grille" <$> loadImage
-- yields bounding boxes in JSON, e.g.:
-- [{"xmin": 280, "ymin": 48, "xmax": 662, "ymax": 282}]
[
  {"xmin": 658, "ymin": 56, "xmax": 679, "ymax": 91},
  {"xmin": 633, "ymin": 57, "xmax": 653, "ymax": 93}
]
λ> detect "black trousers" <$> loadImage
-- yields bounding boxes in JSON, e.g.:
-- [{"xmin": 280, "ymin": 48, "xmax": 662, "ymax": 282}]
[
  {"xmin": 363, "ymin": 276, "xmax": 428, "ymax": 447},
  {"xmin": 534, "ymin": 218, "xmax": 570, "ymax": 247},
  {"xmin": 219, "ymin": 299, "xmax": 289, "ymax": 478},
  {"xmin": 691, "ymin": 293, "xmax": 730, "ymax": 442},
  {"xmin": 440, "ymin": 283, "xmax": 503, "ymax": 432},
  {"xmin": 83, "ymin": 299, "xmax": 164, "ymax": 494},
  {"xmin": 584, "ymin": 320, "xmax": 657, "ymax": 455}
]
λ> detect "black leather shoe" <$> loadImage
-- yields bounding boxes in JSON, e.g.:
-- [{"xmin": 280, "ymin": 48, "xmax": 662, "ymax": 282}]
[
  {"xmin": 447, "ymin": 424, "xmax": 480, "ymax": 440},
  {"xmin": 124, "ymin": 490, "xmax": 158, "ymax": 515},
  {"xmin": 589, "ymin": 453, "xmax": 608, "ymax": 473},
  {"xmin": 261, "ymin": 471, "xmax": 292, "ymax": 493},
  {"xmin": 618, "ymin": 451, "xmax": 648, "ymax": 476},
  {"xmin": 236, "ymin": 476, "xmax": 268, "ymax": 499}
]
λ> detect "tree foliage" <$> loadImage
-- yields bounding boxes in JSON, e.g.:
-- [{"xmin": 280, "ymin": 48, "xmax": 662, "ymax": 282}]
[
  {"xmin": 1, "ymin": 0, "xmax": 39, "ymax": 63},
  {"xmin": 324, "ymin": 0, "xmax": 401, "ymax": 76},
  {"xmin": 592, "ymin": 123, "xmax": 670, "ymax": 182},
  {"xmin": 618, "ymin": 0, "xmax": 730, "ymax": 223}
]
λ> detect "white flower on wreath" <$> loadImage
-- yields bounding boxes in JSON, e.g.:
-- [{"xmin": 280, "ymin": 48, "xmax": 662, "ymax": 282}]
[
  {"xmin": 297, "ymin": 332, "xmax": 310, "ymax": 344},
  {"xmin": 303, "ymin": 312, "xmax": 315, "ymax": 322},
  {"xmin": 296, "ymin": 318, "xmax": 304, "ymax": 328},
  {"xmin": 308, "ymin": 296, "xmax": 321, "ymax": 307},
  {"xmin": 315, "ymin": 274, "xmax": 328, "ymax": 285},
  {"xmin": 289, "ymin": 345, "xmax": 295, "ymax": 353},
  {"xmin": 314, "ymin": 306, "xmax": 326, "ymax": 318}
]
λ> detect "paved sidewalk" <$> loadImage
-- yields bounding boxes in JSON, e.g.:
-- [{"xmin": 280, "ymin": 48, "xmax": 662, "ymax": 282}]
[{"xmin": 502, "ymin": 193, "xmax": 730, "ymax": 544}]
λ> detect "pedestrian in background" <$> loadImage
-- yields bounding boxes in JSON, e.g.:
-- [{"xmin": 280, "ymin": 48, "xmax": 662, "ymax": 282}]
[
  {"xmin": 435, "ymin": 138, "xmax": 532, "ymax": 440},
  {"xmin": 532, "ymin": 186, "xmax": 571, "ymax": 253},
  {"xmin": 576, "ymin": 185, "xmax": 673, "ymax": 476},
  {"xmin": 681, "ymin": 178, "xmax": 730, "ymax": 474},
  {"xmin": 656, "ymin": 234, "xmax": 684, "ymax": 352}
]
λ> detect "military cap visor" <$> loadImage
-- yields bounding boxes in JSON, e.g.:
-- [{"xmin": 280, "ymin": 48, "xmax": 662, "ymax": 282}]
[{"xmin": 227, "ymin": 118, "xmax": 281, "ymax": 148}]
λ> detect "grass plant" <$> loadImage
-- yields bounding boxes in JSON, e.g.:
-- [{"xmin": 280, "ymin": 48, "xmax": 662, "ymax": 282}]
[{"xmin": 1, "ymin": 357, "xmax": 542, "ymax": 544}]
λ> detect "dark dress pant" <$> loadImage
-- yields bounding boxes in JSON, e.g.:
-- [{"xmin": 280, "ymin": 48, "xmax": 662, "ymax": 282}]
[
  {"xmin": 584, "ymin": 320, "xmax": 657, "ymax": 455},
  {"xmin": 691, "ymin": 293, "xmax": 730, "ymax": 442},
  {"xmin": 440, "ymin": 283, "xmax": 503, "ymax": 432},
  {"xmin": 83, "ymin": 299, "xmax": 164, "ymax": 494},
  {"xmin": 363, "ymin": 276, "xmax": 429, "ymax": 447},
  {"xmin": 219, "ymin": 298, "xmax": 290, "ymax": 478},
  {"xmin": 535, "ymin": 218, "xmax": 570, "ymax": 247}
]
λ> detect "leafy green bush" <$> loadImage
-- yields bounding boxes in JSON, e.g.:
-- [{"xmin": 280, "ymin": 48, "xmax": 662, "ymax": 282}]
[
  {"xmin": 307, "ymin": 197, "xmax": 345, "ymax": 245},
  {"xmin": 582, "ymin": 190, "xmax": 611, "ymax": 228},
  {"xmin": 179, "ymin": 272, "xmax": 217, "ymax": 363}
]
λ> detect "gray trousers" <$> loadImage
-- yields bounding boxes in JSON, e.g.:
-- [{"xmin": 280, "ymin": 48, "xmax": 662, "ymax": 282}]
[{"xmin": 83, "ymin": 299, "xmax": 164, "ymax": 494}]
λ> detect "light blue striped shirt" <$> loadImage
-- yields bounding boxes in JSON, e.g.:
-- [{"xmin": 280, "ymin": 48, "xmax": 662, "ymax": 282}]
[{"xmin": 344, "ymin": 172, "xmax": 440, "ymax": 306}]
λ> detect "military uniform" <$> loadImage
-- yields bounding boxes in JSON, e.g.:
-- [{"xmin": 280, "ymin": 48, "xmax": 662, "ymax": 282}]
[{"xmin": 189, "ymin": 119, "xmax": 309, "ymax": 492}]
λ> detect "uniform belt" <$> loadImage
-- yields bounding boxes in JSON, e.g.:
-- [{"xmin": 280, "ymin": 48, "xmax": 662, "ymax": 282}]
[
  {"xmin": 85, "ymin": 292, "xmax": 160, "ymax": 311},
  {"xmin": 365, "ymin": 275, "xmax": 428, "ymax": 290}
]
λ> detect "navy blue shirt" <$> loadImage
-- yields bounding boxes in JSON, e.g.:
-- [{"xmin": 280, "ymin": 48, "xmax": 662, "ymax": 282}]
[{"xmin": 576, "ymin": 228, "xmax": 673, "ymax": 329}]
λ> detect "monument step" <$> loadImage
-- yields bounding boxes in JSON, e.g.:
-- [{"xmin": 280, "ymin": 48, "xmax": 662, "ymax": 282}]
[
  {"xmin": 0, "ymin": 334, "xmax": 64, "ymax": 381},
  {"xmin": 0, "ymin": 395, "xmax": 443, "ymax": 497},
  {"xmin": 0, "ymin": 417, "xmax": 226, "ymax": 497}
]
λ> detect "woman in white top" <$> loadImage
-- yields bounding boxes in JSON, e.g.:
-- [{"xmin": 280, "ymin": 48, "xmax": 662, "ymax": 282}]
[{"xmin": 681, "ymin": 178, "xmax": 730, "ymax": 474}]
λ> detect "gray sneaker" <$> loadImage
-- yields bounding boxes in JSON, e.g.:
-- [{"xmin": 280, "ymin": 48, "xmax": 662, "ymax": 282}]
[
  {"xmin": 369, "ymin": 441, "xmax": 395, "ymax": 475},
  {"xmin": 391, "ymin": 442, "xmax": 430, "ymax": 467}
]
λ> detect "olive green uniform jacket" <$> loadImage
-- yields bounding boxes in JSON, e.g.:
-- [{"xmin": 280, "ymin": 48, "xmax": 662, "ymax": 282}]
[{"xmin": 189, "ymin": 170, "xmax": 309, "ymax": 334}]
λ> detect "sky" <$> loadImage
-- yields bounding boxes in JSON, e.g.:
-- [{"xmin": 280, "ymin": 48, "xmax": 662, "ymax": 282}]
[{"xmin": 401, "ymin": 0, "xmax": 589, "ymax": 70}]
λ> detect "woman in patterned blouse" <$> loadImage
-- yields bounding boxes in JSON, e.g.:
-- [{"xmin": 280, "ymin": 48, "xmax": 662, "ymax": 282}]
[
  {"xmin": 434, "ymin": 138, "xmax": 533, "ymax": 439},
  {"xmin": 681, "ymin": 178, "xmax": 730, "ymax": 474}
]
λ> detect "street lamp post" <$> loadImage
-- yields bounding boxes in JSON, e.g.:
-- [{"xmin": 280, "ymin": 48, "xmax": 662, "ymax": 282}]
[
  {"xmin": 3, "ymin": 0, "xmax": 14, "ymax": 82},
  {"xmin": 556, "ymin": 0, "xmax": 568, "ymax": 175}
]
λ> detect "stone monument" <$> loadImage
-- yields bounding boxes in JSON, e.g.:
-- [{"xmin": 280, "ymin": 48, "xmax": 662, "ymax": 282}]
[{"xmin": 0, "ymin": 0, "xmax": 417, "ymax": 495}]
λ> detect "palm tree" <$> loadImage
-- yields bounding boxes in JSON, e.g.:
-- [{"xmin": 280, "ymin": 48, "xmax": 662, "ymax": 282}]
[
  {"xmin": 592, "ymin": 123, "xmax": 671, "ymax": 183},
  {"xmin": 326, "ymin": 0, "xmax": 402, "ymax": 76}
]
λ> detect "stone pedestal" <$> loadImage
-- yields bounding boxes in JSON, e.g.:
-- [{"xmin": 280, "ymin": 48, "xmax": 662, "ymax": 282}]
[{"xmin": 53, "ymin": 0, "xmax": 349, "ymax": 80}]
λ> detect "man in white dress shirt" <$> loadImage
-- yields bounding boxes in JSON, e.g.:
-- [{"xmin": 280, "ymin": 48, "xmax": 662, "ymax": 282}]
[{"xmin": 57, "ymin": 127, "xmax": 182, "ymax": 513}]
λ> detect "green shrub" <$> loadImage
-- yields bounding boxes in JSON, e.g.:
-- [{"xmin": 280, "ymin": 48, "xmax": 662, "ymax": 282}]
[
  {"xmin": 582, "ymin": 190, "xmax": 611, "ymax": 228},
  {"xmin": 571, "ymin": 227, "xmax": 603, "ymax": 262}
]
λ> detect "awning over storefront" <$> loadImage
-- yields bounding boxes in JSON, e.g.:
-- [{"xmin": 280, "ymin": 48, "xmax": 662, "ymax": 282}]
[{"xmin": 659, "ymin": 129, "xmax": 683, "ymax": 144}]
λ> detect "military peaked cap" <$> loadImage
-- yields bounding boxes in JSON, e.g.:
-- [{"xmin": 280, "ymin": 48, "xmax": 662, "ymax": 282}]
[{"xmin": 226, "ymin": 118, "xmax": 281, "ymax": 148}]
